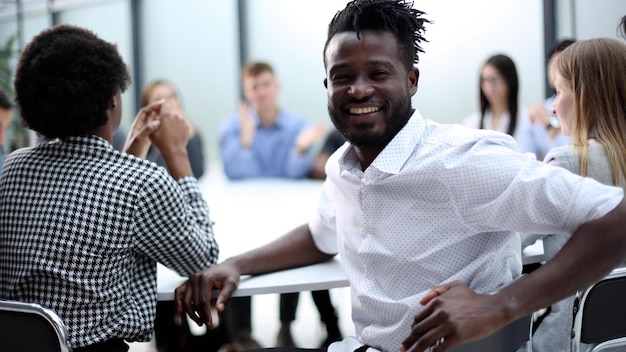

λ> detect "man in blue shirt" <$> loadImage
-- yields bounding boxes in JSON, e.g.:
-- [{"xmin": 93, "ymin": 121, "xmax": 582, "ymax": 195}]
[
  {"xmin": 219, "ymin": 61, "xmax": 325, "ymax": 179},
  {"xmin": 218, "ymin": 61, "xmax": 334, "ymax": 350}
]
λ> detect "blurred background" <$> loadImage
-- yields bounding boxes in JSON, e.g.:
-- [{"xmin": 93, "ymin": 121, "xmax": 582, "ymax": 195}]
[{"xmin": 0, "ymin": 0, "xmax": 624, "ymax": 164}]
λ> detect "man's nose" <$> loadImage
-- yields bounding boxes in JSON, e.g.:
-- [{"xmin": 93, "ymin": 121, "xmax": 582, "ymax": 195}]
[{"xmin": 348, "ymin": 77, "xmax": 374, "ymax": 100}]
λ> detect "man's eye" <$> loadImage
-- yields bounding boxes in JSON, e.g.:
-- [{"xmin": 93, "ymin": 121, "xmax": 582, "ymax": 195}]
[
  {"xmin": 331, "ymin": 75, "xmax": 349, "ymax": 82},
  {"xmin": 373, "ymin": 71, "xmax": 388, "ymax": 78}
]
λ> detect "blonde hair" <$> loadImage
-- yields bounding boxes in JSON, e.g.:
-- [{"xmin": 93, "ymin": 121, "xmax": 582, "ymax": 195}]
[
  {"xmin": 552, "ymin": 38, "xmax": 626, "ymax": 186},
  {"xmin": 140, "ymin": 79, "xmax": 180, "ymax": 108},
  {"xmin": 140, "ymin": 79, "xmax": 195, "ymax": 136}
]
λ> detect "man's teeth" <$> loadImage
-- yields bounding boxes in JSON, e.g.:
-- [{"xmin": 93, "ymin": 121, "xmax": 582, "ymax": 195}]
[{"xmin": 350, "ymin": 106, "xmax": 380, "ymax": 114}]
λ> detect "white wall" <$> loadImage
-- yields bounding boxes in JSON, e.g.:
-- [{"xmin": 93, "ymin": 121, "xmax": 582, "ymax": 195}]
[
  {"xmin": 555, "ymin": 0, "xmax": 626, "ymax": 39},
  {"xmin": 246, "ymin": 0, "xmax": 544, "ymax": 129},
  {"xmin": 1, "ymin": 0, "xmax": 625, "ymax": 163},
  {"xmin": 140, "ymin": 0, "xmax": 240, "ymax": 165},
  {"xmin": 246, "ymin": 0, "xmax": 340, "ymax": 127},
  {"xmin": 412, "ymin": 0, "xmax": 544, "ymax": 124},
  {"xmin": 572, "ymin": 0, "xmax": 626, "ymax": 39}
]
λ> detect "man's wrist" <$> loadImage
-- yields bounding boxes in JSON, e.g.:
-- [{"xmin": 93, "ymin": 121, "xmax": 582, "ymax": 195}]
[{"xmin": 225, "ymin": 256, "xmax": 248, "ymax": 275}]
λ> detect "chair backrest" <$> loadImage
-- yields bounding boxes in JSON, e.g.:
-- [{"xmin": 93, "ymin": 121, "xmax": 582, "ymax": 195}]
[
  {"xmin": 572, "ymin": 267, "xmax": 626, "ymax": 352},
  {"xmin": 590, "ymin": 337, "xmax": 626, "ymax": 352},
  {"xmin": 0, "ymin": 299, "xmax": 72, "ymax": 352},
  {"xmin": 451, "ymin": 314, "xmax": 532, "ymax": 352},
  {"xmin": 450, "ymin": 274, "xmax": 532, "ymax": 352}
]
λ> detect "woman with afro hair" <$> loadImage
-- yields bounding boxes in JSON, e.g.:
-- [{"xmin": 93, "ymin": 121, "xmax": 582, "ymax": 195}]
[{"xmin": 0, "ymin": 24, "xmax": 219, "ymax": 352}]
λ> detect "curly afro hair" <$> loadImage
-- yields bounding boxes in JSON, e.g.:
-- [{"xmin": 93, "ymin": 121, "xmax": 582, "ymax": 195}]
[
  {"xmin": 14, "ymin": 24, "xmax": 131, "ymax": 139},
  {"xmin": 323, "ymin": 0, "xmax": 430, "ymax": 70}
]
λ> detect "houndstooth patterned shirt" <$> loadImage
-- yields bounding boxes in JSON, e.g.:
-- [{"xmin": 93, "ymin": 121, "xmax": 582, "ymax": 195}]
[{"xmin": 0, "ymin": 135, "xmax": 219, "ymax": 348}]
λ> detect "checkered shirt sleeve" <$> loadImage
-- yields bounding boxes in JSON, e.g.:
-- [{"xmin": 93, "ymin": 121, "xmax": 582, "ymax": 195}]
[{"xmin": 0, "ymin": 136, "xmax": 219, "ymax": 348}]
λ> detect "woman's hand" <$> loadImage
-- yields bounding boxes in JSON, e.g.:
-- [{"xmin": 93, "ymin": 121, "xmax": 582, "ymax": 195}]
[{"xmin": 123, "ymin": 100, "xmax": 163, "ymax": 158}]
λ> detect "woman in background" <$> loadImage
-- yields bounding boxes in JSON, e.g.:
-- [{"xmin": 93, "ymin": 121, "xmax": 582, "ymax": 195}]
[
  {"xmin": 532, "ymin": 37, "xmax": 626, "ymax": 352},
  {"xmin": 140, "ymin": 80, "xmax": 205, "ymax": 179},
  {"xmin": 463, "ymin": 54, "xmax": 534, "ymax": 154},
  {"xmin": 141, "ymin": 80, "xmax": 217, "ymax": 352}
]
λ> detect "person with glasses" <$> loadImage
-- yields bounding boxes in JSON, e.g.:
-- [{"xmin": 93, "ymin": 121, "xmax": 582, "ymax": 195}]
[{"xmin": 462, "ymin": 54, "xmax": 534, "ymax": 154}]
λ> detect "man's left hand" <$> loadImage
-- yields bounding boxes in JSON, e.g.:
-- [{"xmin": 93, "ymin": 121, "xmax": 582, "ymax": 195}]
[{"xmin": 400, "ymin": 281, "xmax": 508, "ymax": 352}]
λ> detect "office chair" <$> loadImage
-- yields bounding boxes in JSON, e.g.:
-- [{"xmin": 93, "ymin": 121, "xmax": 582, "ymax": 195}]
[
  {"xmin": 571, "ymin": 266, "xmax": 626, "ymax": 352},
  {"xmin": 451, "ymin": 314, "xmax": 532, "ymax": 352},
  {"xmin": 449, "ymin": 274, "xmax": 532, "ymax": 352},
  {"xmin": 0, "ymin": 299, "xmax": 72, "ymax": 352}
]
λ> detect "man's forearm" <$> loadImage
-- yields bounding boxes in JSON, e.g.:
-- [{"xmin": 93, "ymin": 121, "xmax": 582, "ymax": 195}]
[
  {"xmin": 497, "ymin": 199, "xmax": 626, "ymax": 322},
  {"xmin": 227, "ymin": 223, "xmax": 334, "ymax": 276}
]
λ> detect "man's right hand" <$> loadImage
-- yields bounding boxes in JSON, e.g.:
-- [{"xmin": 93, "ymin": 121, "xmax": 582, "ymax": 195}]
[{"xmin": 175, "ymin": 260, "xmax": 242, "ymax": 328}]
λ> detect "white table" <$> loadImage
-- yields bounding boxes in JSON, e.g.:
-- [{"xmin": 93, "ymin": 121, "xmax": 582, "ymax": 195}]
[
  {"xmin": 157, "ymin": 168, "xmax": 546, "ymax": 300},
  {"xmin": 199, "ymin": 170, "xmax": 322, "ymax": 260},
  {"xmin": 158, "ymin": 169, "xmax": 337, "ymax": 300},
  {"xmin": 157, "ymin": 258, "xmax": 348, "ymax": 300},
  {"xmin": 158, "ymin": 243, "xmax": 546, "ymax": 301},
  {"xmin": 522, "ymin": 239, "xmax": 545, "ymax": 265}
]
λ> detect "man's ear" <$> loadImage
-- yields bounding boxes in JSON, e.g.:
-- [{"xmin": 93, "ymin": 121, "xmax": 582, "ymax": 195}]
[
  {"xmin": 323, "ymin": 78, "xmax": 328, "ymax": 89},
  {"xmin": 408, "ymin": 67, "xmax": 419, "ymax": 96}
]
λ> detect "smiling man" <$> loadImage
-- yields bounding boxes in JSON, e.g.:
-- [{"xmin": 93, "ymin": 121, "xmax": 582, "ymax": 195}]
[{"xmin": 175, "ymin": 1, "xmax": 626, "ymax": 351}]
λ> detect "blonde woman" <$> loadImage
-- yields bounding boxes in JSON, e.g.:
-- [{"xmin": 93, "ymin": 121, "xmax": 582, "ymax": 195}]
[
  {"xmin": 532, "ymin": 37, "xmax": 626, "ymax": 352},
  {"xmin": 141, "ymin": 80, "xmax": 206, "ymax": 179},
  {"xmin": 140, "ymin": 80, "xmax": 214, "ymax": 352}
]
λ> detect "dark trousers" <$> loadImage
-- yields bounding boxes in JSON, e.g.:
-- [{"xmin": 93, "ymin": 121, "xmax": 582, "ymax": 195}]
[
  {"xmin": 223, "ymin": 296, "xmax": 253, "ymax": 334},
  {"xmin": 220, "ymin": 291, "xmax": 339, "ymax": 339},
  {"xmin": 246, "ymin": 348, "xmax": 325, "ymax": 352},
  {"xmin": 279, "ymin": 290, "xmax": 338, "ymax": 324},
  {"xmin": 154, "ymin": 300, "xmax": 227, "ymax": 352},
  {"xmin": 73, "ymin": 339, "xmax": 129, "ymax": 352},
  {"xmin": 245, "ymin": 347, "xmax": 368, "ymax": 352}
]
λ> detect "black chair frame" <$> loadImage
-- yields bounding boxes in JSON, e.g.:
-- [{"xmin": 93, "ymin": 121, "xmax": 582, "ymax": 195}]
[{"xmin": 0, "ymin": 299, "xmax": 72, "ymax": 352}]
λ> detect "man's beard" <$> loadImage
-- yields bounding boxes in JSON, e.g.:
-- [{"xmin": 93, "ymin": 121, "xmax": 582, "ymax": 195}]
[{"xmin": 328, "ymin": 93, "xmax": 413, "ymax": 148}]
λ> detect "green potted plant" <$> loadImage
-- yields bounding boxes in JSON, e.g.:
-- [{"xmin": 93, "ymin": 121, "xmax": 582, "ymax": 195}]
[
  {"xmin": 0, "ymin": 35, "xmax": 14, "ymax": 93},
  {"xmin": 0, "ymin": 35, "xmax": 31, "ymax": 153}
]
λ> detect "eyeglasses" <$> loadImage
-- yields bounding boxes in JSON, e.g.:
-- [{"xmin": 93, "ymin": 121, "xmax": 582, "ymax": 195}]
[{"xmin": 480, "ymin": 76, "xmax": 504, "ymax": 85}]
